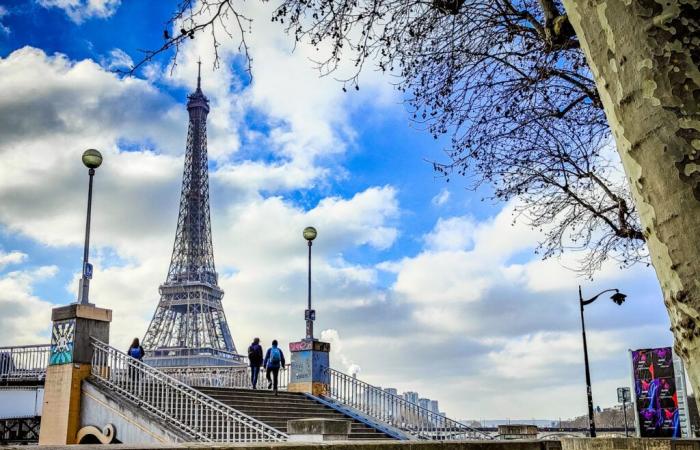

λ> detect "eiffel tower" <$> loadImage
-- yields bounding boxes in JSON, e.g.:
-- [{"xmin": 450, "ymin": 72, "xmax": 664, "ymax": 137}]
[{"xmin": 142, "ymin": 63, "xmax": 240, "ymax": 367}]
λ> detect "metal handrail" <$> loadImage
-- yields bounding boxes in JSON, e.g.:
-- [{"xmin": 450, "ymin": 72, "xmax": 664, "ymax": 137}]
[
  {"xmin": 90, "ymin": 338, "xmax": 287, "ymax": 442},
  {"xmin": 159, "ymin": 365, "xmax": 289, "ymax": 391},
  {"xmin": 325, "ymin": 368, "xmax": 492, "ymax": 440},
  {"xmin": 0, "ymin": 344, "xmax": 50, "ymax": 382}
]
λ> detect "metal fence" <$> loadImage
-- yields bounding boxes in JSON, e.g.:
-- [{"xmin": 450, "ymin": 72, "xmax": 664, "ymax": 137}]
[
  {"xmin": 160, "ymin": 365, "xmax": 289, "ymax": 391},
  {"xmin": 0, "ymin": 345, "xmax": 50, "ymax": 382},
  {"xmin": 326, "ymin": 368, "xmax": 491, "ymax": 440},
  {"xmin": 90, "ymin": 338, "xmax": 287, "ymax": 442}
]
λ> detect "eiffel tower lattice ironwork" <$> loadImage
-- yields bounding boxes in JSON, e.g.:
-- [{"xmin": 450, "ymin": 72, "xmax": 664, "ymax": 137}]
[{"xmin": 142, "ymin": 63, "xmax": 240, "ymax": 367}]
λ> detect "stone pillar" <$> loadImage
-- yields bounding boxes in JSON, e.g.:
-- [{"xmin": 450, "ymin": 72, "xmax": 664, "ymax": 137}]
[
  {"xmin": 38, "ymin": 304, "xmax": 111, "ymax": 445},
  {"xmin": 287, "ymin": 418, "xmax": 350, "ymax": 442},
  {"xmin": 288, "ymin": 339, "xmax": 330, "ymax": 396}
]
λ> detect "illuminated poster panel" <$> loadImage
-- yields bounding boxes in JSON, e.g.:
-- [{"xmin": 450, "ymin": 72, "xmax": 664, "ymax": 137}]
[{"xmin": 630, "ymin": 347, "xmax": 691, "ymax": 437}]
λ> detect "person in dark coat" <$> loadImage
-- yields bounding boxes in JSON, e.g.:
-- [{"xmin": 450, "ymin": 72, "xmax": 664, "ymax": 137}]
[
  {"xmin": 127, "ymin": 337, "xmax": 145, "ymax": 384},
  {"xmin": 128, "ymin": 337, "xmax": 145, "ymax": 361},
  {"xmin": 263, "ymin": 340, "xmax": 285, "ymax": 394},
  {"xmin": 247, "ymin": 337, "xmax": 264, "ymax": 389}
]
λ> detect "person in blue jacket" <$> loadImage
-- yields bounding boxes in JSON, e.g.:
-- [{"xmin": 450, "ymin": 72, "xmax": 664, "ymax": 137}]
[
  {"xmin": 263, "ymin": 340, "xmax": 285, "ymax": 395},
  {"xmin": 127, "ymin": 337, "xmax": 145, "ymax": 384}
]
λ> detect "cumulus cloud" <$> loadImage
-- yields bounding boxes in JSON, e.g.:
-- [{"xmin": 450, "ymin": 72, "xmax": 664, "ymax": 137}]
[
  {"xmin": 0, "ymin": 265, "xmax": 58, "ymax": 344},
  {"xmin": 321, "ymin": 329, "xmax": 361, "ymax": 376},
  {"xmin": 38, "ymin": 0, "xmax": 121, "ymax": 24},
  {"xmin": 0, "ymin": 250, "xmax": 27, "ymax": 269}
]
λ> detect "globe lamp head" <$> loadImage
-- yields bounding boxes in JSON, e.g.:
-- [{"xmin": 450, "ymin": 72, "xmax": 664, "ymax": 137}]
[
  {"xmin": 82, "ymin": 149, "xmax": 103, "ymax": 169},
  {"xmin": 303, "ymin": 226, "xmax": 317, "ymax": 241}
]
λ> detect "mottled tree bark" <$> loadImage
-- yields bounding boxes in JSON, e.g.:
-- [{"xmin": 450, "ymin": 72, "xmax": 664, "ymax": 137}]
[{"xmin": 561, "ymin": 0, "xmax": 700, "ymax": 399}]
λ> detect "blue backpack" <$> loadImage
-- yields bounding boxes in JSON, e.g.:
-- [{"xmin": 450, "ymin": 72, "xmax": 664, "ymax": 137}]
[
  {"xmin": 269, "ymin": 347, "xmax": 281, "ymax": 365},
  {"xmin": 129, "ymin": 347, "xmax": 142, "ymax": 359}
]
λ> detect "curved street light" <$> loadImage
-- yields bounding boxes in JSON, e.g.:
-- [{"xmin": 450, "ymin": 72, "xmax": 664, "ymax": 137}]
[{"xmin": 579, "ymin": 285, "xmax": 627, "ymax": 438}]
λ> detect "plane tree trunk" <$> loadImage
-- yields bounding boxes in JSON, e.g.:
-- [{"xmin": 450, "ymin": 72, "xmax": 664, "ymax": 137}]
[{"xmin": 560, "ymin": 0, "xmax": 700, "ymax": 400}]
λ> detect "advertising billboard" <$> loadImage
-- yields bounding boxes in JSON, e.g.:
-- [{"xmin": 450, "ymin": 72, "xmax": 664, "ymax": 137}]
[{"xmin": 630, "ymin": 347, "xmax": 691, "ymax": 437}]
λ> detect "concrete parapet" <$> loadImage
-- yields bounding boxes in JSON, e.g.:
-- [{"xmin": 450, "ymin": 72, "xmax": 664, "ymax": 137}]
[
  {"xmin": 288, "ymin": 418, "xmax": 352, "ymax": 442},
  {"xmin": 560, "ymin": 438, "xmax": 700, "ymax": 450},
  {"xmin": 7, "ymin": 437, "xmax": 700, "ymax": 450},
  {"xmin": 3, "ymin": 438, "xmax": 563, "ymax": 449}
]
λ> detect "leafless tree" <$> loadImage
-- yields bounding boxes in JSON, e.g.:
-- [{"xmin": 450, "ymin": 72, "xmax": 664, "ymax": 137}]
[{"xmin": 128, "ymin": 0, "xmax": 648, "ymax": 275}]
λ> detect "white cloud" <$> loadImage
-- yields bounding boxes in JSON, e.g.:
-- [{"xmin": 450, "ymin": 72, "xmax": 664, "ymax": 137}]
[
  {"xmin": 38, "ymin": 0, "xmax": 121, "ymax": 23},
  {"xmin": 105, "ymin": 48, "xmax": 133, "ymax": 70},
  {"xmin": 0, "ymin": 265, "xmax": 57, "ymax": 344},
  {"xmin": 0, "ymin": 250, "xmax": 27, "ymax": 269},
  {"xmin": 485, "ymin": 331, "xmax": 623, "ymax": 380},
  {"xmin": 424, "ymin": 216, "xmax": 474, "ymax": 251},
  {"xmin": 0, "ymin": 6, "xmax": 8, "ymax": 36},
  {"xmin": 431, "ymin": 188, "xmax": 450, "ymax": 206},
  {"xmin": 321, "ymin": 329, "xmax": 361, "ymax": 376}
]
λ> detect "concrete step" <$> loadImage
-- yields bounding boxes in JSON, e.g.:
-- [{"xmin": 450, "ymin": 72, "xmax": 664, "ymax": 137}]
[
  {"xmin": 205, "ymin": 398, "xmax": 322, "ymax": 408},
  {"xmin": 197, "ymin": 387, "xmax": 302, "ymax": 397},
  {"xmin": 255, "ymin": 422, "xmax": 384, "ymax": 433},
  {"xmin": 193, "ymin": 386, "xmax": 396, "ymax": 441}
]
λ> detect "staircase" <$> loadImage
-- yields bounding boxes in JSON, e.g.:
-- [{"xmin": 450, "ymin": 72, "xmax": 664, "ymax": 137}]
[{"xmin": 197, "ymin": 387, "xmax": 394, "ymax": 440}]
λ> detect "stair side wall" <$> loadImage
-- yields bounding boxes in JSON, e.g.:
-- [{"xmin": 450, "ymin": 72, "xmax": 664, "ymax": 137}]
[{"xmin": 80, "ymin": 380, "xmax": 186, "ymax": 444}]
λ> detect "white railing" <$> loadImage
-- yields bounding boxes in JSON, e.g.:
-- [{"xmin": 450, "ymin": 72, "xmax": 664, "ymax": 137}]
[
  {"xmin": 0, "ymin": 344, "xmax": 50, "ymax": 382},
  {"xmin": 90, "ymin": 339, "xmax": 287, "ymax": 442},
  {"xmin": 326, "ymin": 368, "xmax": 492, "ymax": 440},
  {"xmin": 160, "ymin": 365, "xmax": 289, "ymax": 391}
]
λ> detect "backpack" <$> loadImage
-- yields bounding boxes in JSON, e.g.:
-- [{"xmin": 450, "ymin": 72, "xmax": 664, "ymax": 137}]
[
  {"xmin": 128, "ymin": 347, "xmax": 141, "ymax": 359},
  {"xmin": 269, "ymin": 347, "xmax": 281, "ymax": 365}
]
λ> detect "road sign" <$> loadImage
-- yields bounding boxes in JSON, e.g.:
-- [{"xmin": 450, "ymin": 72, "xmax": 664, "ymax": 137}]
[
  {"xmin": 83, "ymin": 262, "xmax": 93, "ymax": 279},
  {"xmin": 617, "ymin": 386, "xmax": 631, "ymax": 403}
]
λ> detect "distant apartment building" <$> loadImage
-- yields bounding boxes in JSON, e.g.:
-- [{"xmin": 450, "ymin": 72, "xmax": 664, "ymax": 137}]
[
  {"xmin": 419, "ymin": 398, "xmax": 431, "ymax": 410},
  {"xmin": 384, "ymin": 388, "xmax": 398, "ymax": 396},
  {"xmin": 403, "ymin": 391, "xmax": 419, "ymax": 405},
  {"xmin": 430, "ymin": 400, "xmax": 439, "ymax": 414}
]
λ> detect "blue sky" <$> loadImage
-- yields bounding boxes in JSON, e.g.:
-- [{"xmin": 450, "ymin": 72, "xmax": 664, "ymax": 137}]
[{"xmin": 0, "ymin": 0, "xmax": 674, "ymax": 420}]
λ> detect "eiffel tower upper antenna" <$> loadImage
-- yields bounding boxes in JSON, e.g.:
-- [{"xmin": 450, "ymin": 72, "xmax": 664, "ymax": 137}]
[{"xmin": 197, "ymin": 59, "xmax": 202, "ymax": 90}]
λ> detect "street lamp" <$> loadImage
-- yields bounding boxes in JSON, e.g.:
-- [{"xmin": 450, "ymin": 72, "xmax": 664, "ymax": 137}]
[
  {"xmin": 579, "ymin": 285, "xmax": 627, "ymax": 438},
  {"xmin": 78, "ymin": 149, "xmax": 103, "ymax": 305},
  {"xmin": 303, "ymin": 226, "xmax": 317, "ymax": 340}
]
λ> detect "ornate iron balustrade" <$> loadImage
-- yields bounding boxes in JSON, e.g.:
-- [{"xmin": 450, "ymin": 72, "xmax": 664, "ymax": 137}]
[
  {"xmin": 326, "ymin": 368, "xmax": 492, "ymax": 440},
  {"xmin": 90, "ymin": 338, "xmax": 287, "ymax": 442},
  {"xmin": 160, "ymin": 365, "xmax": 289, "ymax": 391},
  {"xmin": 0, "ymin": 344, "xmax": 50, "ymax": 383}
]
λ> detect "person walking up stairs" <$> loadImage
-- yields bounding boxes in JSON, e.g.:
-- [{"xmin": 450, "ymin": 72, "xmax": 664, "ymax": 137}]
[{"xmin": 263, "ymin": 340, "xmax": 285, "ymax": 395}]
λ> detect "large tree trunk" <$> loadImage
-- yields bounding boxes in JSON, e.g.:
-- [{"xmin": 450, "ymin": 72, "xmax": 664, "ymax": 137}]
[{"xmin": 560, "ymin": 0, "xmax": 700, "ymax": 401}]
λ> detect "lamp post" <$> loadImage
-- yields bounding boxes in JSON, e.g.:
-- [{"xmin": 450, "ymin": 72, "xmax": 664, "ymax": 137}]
[
  {"xmin": 78, "ymin": 149, "xmax": 103, "ymax": 305},
  {"xmin": 303, "ymin": 226, "xmax": 317, "ymax": 340},
  {"xmin": 579, "ymin": 285, "xmax": 627, "ymax": 438}
]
